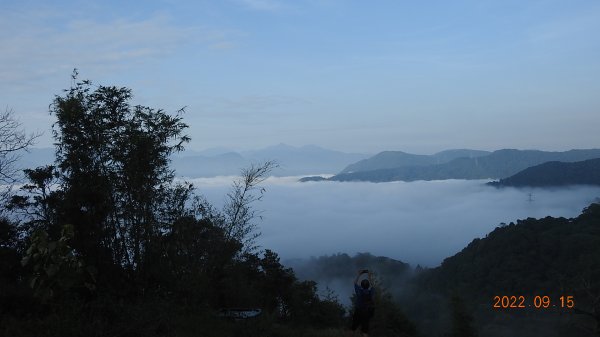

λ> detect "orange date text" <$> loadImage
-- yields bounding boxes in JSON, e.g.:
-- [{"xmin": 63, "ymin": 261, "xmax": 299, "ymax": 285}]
[{"xmin": 492, "ymin": 295, "xmax": 574, "ymax": 309}]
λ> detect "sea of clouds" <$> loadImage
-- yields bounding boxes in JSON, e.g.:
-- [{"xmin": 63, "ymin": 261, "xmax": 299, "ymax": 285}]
[{"xmin": 187, "ymin": 176, "xmax": 600, "ymax": 267}]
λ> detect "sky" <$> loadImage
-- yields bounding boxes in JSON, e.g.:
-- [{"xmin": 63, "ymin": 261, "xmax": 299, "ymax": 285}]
[{"xmin": 2, "ymin": 0, "xmax": 600, "ymax": 154}]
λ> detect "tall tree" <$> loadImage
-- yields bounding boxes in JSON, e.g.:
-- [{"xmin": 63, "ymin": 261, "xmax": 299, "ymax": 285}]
[{"xmin": 49, "ymin": 72, "xmax": 190, "ymax": 285}]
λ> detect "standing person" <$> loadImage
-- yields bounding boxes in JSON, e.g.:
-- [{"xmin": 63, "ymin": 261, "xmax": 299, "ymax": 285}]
[{"xmin": 351, "ymin": 269, "xmax": 375, "ymax": 336}]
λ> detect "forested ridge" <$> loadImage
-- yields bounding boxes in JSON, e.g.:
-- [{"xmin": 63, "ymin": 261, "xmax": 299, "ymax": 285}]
[
  {"xmin": 488, "ymin": 158, "xmax": 600, "ymax": 187},
  {"xmin": 402, "ymin": 203, "xmax": 600, "ymax": 337}
]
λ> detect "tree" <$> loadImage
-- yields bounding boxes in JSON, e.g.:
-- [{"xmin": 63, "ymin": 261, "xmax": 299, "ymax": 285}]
[
  {"xmin": 0, "ymin": 109, "xmax": 39, "ymax": 319},
  {"xmin": 43, "ymin": 72, "xmax": 190, "ymax": 290},
  {"xmin": 10, "ymin": 72, "xmax": 282, "ymax": 299},
  {"xmin": 0, "ymin": 217, "xmax": 25, "ymax": 316},
  {"xmin": 7, "ymin": 165, "xmax": 61, "ymax": 236},
  {"xmin": 449, "ymin": 295, "xmax": 477, "ymax": 337},
  {"xmin": 0, "ymin": 108, "xmax": 39, "ymax": 206},
  {"xmin": 21, "ymin": 224, "xmax": 96, "ymax": 301},
  {"xmin": 222, "ymin": 160, "xmax": 277, "ymax": 252},
  {"xmin": 192, "ymin": 160, "xmax": 277, "ymax": 256}
]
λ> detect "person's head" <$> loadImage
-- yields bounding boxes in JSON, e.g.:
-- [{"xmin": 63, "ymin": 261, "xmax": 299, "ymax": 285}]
[{"xmin": 360, "ymin": 279, "xmax": 370, "ymax": 289}]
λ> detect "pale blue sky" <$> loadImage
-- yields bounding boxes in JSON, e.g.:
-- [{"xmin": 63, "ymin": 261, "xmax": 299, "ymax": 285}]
[{"xmin": 2, "ymin": 0, "xmax": 600, "ymax": 153}]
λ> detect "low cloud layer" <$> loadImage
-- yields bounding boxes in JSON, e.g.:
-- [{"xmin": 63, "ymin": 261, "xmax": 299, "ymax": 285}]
[{"xmin": 191, "ymin": 177, "xmax": 600, "ymax": 267}]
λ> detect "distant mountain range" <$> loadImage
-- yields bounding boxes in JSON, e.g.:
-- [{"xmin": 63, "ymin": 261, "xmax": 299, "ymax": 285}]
[
  {"xmin": 17, "ymin": 144, "xmax": 370, "ymax": 178},
  {"xmin": 171, "ymin": 144, "xmax": 369, "ymax": 177},
  {"xmin": 340, "ymin": 149, "xmax": 490, "ymax": 173},
  {"xmin": 488, "ymin": 158, "xmax": 600, "ymax": 187},
  {"xmin": 301, "ymin": 149, "xmax": 600, "ymax": 183}
]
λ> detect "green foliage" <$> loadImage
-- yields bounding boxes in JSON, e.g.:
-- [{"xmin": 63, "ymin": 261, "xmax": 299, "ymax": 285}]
[
  {"xmin": 369, "ymin": 292, "xmax": 418, "ymax": 337},
  {"xmin": 49, "ymin": 74, "xmax": 191, "ymax": 284},
  {"xmin": 449, "ymin": 295, "xmax": 477, "ymax": 337},
  {"xmin": 213, "ymin": 249, "xmax": 346, "ymax": 328},
  {"xmin": 21, "ymin": 224, "xmax": 96, "ymax": 301},
  {"xmin": 8, "ymin": 165, "xmax": 61, "ymax": 236},
  {"xmin": 0, "ymin": 217, "xmax": 31, "ymax": 317}
]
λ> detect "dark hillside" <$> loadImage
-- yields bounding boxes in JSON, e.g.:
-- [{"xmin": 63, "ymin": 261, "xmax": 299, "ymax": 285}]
[
  {"xmin": 488, "ymin": 158, "xmax": 600, "ymax": 187},
  {"xmin": 406, "ymin": 203, "xmax": 600, "ymax": 337}
]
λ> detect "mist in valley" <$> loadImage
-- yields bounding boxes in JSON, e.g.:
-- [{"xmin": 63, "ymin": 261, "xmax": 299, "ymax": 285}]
[{"xmin": 192, "ymin": 177, "xmax": 600, "ymax": 267}]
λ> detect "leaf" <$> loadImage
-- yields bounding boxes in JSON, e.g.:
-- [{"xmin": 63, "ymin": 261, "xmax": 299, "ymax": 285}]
[
  {"xmin": 86, "ymin": 265, "xmax": 98, "ymax": 277},
  {"xmin": 45, "ymin": 264, "xmax": 59, "ymax": 277}
]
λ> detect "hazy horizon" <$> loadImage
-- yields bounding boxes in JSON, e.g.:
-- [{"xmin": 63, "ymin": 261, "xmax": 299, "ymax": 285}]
[{"xmin": 23, "ymin": 142, "xmax": 600, "ymax": 156}]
